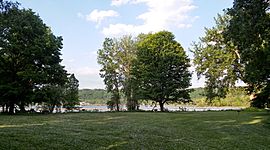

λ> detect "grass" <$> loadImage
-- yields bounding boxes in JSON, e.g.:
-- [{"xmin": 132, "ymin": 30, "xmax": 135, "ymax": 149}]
[{"xmin": 0, "ymin": 111, "xmax": 270, "ymax": 150}]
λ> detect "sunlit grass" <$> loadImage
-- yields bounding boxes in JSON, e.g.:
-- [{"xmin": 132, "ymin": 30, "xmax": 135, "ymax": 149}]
[{"xmin": 0, "ymin": 111, "xmax": 269, "ymax": 149}]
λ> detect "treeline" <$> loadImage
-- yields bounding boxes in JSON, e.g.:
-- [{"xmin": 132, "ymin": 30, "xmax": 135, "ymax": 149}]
[
  {"xmin": 191, "ymin": 87, "xmax": 249, "ymax": 107},
  {"xmin": 79, "ymin": 87, "xmax": 249, "ymax": 107},
  {"xmin": 79, "ymin": 89, "xmax": 111, "ymax": 104},
  {"xmin": 0, "ymin": 1, "xmax": 79, "ymax": 114}
]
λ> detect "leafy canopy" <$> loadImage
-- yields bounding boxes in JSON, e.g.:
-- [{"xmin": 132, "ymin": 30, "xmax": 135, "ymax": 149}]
[
  {"xmin": 191, "ymin": 13, "xmax": 242, "ymax": 102},
  {"xmin": 133, "ymin": 31, "xmax": 191, "ymax": 111},
  {"xmin": 225, "ymin": 0, "xmax": 270, "ymax": 107}
]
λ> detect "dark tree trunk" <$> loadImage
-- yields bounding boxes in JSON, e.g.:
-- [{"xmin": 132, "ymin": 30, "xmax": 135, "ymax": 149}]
[
  {"xmin": 127, "ymin": 98, "xmax": 137, "ymax": 111},
  {"xmin": 19, "ymin": 103, "xmax": 26, "ymax": 112},
  {"xmin": 159, "ymin": 101, "xmax": 165, "ymax": 112},
  {"xmin": 49, "ymin": 104, "xmax": 55, "ymax": 113},
  {"xmin": 116, "ymin": 104, "xmax": 119, "ymax": 111},
  {"xmin": 9, "ymin": 102, "xmax": 15, "ymax": 114},
  {"xmin": 114, "ymin": 87, "xmax": 120, "ymax": 112},
  {"xmin": 5, "ymin": 104, "xmax": 9, "ymax": 113},
  {"xmin": 116, "ymin": 97, "xmax": 120, "ymax": 111}
]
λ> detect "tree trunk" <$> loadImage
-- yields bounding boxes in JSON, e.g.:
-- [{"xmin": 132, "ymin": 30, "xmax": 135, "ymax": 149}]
[
  {"xmin": 9, "ymin": 102, "xmax": 15, "ymax": 114},
  {"xmin": 114, "ymin": 87, "xmax": 120, "ymax": 112},
  {"xmin": 19, "ymin": 103, "xmax": 26, "ymax": 112},
  {"xmin": 116, "ymin": 99, "xmax": 120, "ymax": 111},
  {"xmin": 49, "ymin": 104, "xmax": 55, "ymax": 113},
  {"xmin": 159, "ymin": 101, "xmax": 165, "ymax": 112},
  {"xmin": 127, "ymin": 97, "xmax": 137, "ymax": 111}
]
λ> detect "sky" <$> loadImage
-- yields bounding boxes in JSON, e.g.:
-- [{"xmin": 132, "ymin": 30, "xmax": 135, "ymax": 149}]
[{"xmin": 13, "ymin": 0, "xmax": 234, "ymax": 89}]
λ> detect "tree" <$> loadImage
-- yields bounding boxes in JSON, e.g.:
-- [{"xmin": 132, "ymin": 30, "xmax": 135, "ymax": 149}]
[
  {"xmin": 0, "ymin": 0, "xmax": 67, "ymax": 113},
  {"xmin": 98, "ymin": 36, "xmax": 139, "ymax": 111},
  {"xmin": 117, "ymin": 35, "xmax": 138, "ymax": 110},
  {"xmin": 32, "ymin": 74, "xmax": 78, "ymax": 113},
  {"xmin": 98, "ymin": 38, "xmax": 121, "ymax": 111},
  {"xmin": 225, "ymin": 0, "xmax": 270, "ymax": 108},
  {"xmin": 39, "ymin": 84, "xmax": 65, "ymax": 113},
  {"xmin": 132, "ymin": 31, "xmax": 192, "ymax": 111},
  {"xmin": 191, "ymin": 13, "xmax": 243, "ymax": 102},
  {"xmin": 63, "ymin": 74, "xmax": 80, "ymax": 109}
]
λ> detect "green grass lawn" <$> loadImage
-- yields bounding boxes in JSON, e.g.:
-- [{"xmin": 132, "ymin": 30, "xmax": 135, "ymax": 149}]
[{"xmin": 0, "ymin": 111, "xmax": 269, "ymax": 150}]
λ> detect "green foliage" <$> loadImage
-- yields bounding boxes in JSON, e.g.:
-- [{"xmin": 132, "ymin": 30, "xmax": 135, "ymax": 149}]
[
  {"xmin": 36, "ymin": 85, "xmax": 65, "ymax": 113},
  {"xmin": 191, "ymin": 13, "xmax": 242, "ymax": 102},
  {"xmin": 225, "ymin": 0, "xmax": 270, "ymax": 107},
  {"xmin": 133, "ymin": 31, "xmax": 192, "ymax": 111},
  {"xmin": 0, "ymin": 112, "xmax": 270, "ymax": 149},
  {"xmin": 117, "ymin": 35, "xmax": 138, "ymax": 111},
  {"xmin": 189, "ymin": 87, "xmax": 205, "ymax": 100},
  {"xmin": 193, "ymin": 87, "xmax": 250, "ymax": 107},
  {"xmin": 97, "ymin": 36, "xmax": 138, "ymax": 111},
  {"xmin": 63, "ymin": 74, "xmax": 79, "ymax": 108},
  {"xmin": 0, "ymin": 0, "xmax": 72, "ymax": 113},
  {"xmin": 98, "ymin": 38, "xmax": 121, "ymax": 111}
]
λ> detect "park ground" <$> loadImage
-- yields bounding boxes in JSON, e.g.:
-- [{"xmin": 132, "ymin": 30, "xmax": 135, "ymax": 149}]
[{"xmin": 0, "ymin": 111, "xmax": 270, "ymax": 150}]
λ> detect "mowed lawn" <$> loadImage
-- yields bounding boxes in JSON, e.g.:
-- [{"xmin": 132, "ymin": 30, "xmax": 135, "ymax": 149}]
[{"xmin": 0, "ymin": 111, "xmax": 270, "ymax": 150}]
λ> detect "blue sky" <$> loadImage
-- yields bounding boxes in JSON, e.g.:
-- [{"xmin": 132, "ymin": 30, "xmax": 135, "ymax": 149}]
[{"xmin": 14, "ymin": 0, "xmax": 233, "ymax": 89}]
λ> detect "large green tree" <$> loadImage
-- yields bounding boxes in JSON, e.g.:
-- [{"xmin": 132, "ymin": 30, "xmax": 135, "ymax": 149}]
[
  {"xmin": 225, "ymin": 0, "xmax": 270, "ymax": 108},
  {"xmin": 191, "ymin": 13, "xmax": 243, "ymax": 102},
  {"xmin": 0, "ymin": 0, "xmax": 67, "ymax": 113},
  {"xmin": 132, "ymin": 31, "xmax": 191, "ymax": 111}
]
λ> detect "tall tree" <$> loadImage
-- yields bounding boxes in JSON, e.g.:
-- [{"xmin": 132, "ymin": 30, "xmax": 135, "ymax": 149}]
[
  {"xmin": 132, "ymin": 31, "xmax": 191, "ymax": 111},
  {"xmin": 225, "ymin": 0, "xmax": 270, "ymax": 108},
  {"xmin": 98, "ymin": 38, "xmax": 121, "ymax": 111},
  {"xmin": 98, "ymin": 36, "xmax": 139, "ymax": 111},
  {"xmin": 0, "ymin": 0, "xmax": 67, "ymax": 113},
  {"xmin": 117, "ymin": 35, "xmax": 138, "ymax": 111},
  {"xmin": 191, "ymin": 13, "xmax": 243, "ymax": 102}
]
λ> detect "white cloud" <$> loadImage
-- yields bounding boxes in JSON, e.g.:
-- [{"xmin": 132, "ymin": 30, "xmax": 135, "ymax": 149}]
[
  {"xmin": 111, "ymin": 0, "xmax": 131, "ymax": 6},
  {"xmin": 86, "ymin": 9, "xmax": 119, "ymax": 26},
  {"xmin": 74, "ymin": 67, "xmax": 104, "ymax": 89},
  {"xmin": 102, "ymin": 0, "xmax": 197, "ymax": 36},
  {"xmin": 74, "ymin": 67, "xmax": 100, "ymax": 76}
]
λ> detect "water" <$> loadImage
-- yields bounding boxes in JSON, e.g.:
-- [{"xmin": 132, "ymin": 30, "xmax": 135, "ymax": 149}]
[
  {"xmin": 79, "ymin": 105, "xmax": 243, "ymax": 112},
  {"xmin": 0, "ymin": 105, "xmax": 243, "ymax": 113}
]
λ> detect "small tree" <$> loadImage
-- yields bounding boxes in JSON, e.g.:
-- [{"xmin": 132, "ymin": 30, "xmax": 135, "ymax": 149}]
[
  {"xmin": 63, "ymin": 74, "xmax": 80, "ymax": 109},
  {"xmin": 132, "ymin": 31, "xmax": 192, "ymax": 111}
]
